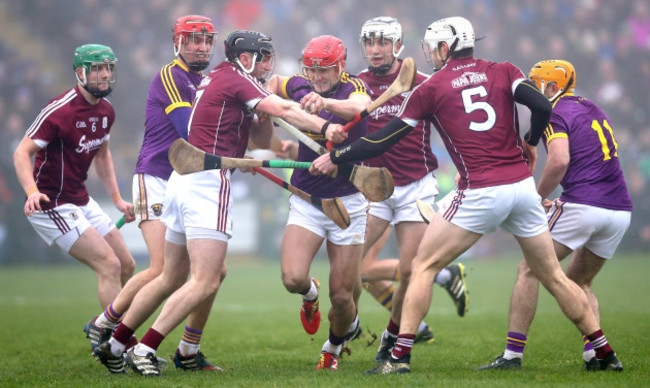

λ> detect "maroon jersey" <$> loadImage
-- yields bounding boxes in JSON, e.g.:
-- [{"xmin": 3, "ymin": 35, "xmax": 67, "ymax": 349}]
[
  {"xmin": 398, "ymin": 57, "xmax": 530, "ymax": 190},
  {"xmin": 26, "ymin": 86, "xmax": 115, "ymax": 209},
  {"xmin": 358, "ymin": 62, "xmax": 437, "ymax": 186},
  {"xmin": 188, "ymin": 61, "xmax": 271, "ymax": 159}
]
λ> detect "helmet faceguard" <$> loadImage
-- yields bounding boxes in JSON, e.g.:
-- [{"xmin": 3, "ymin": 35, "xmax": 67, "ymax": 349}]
[
  {"xmin": 301, "ymin": 35, "xmax": 346, "ymax": 95},
  {"xmin": 73, "ymin": 44, "xmax": 117, "ymax": 98},
  {"xmin": 173, "ymin": 15, "xmax": 216, "ymax": 72},
  {"xmin": 359, "ymin": 16, "xmax": 403, "ymax": 75},
  {"xmin": 224, "ymin": 30, "xmax": 275, "ymax": 82},
  {"xmin": 528, "ymin": 60, "xmax": 576, "ymax": 101},
  {"xmin": 421, "ymin": 16, "xmax": 475, "ymax": 71}
]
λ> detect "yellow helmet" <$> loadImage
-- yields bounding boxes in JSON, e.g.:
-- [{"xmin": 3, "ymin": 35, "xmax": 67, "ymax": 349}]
[{"xmin": 528, "ymin": 60, "xmax": 576, "ymax": 101}]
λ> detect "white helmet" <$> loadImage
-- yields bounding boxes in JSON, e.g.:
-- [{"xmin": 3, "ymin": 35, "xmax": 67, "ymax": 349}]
[
  {"xmin": 360, "ymin": 16, "xmax": 404, "ymax": 74},
  {"xmin": 360, "ymin": 16, "xmax": 404, "ymax": 57},
  {"xmin": 423, "ymin": 16, "xmax": 475, "ymax": 54}
]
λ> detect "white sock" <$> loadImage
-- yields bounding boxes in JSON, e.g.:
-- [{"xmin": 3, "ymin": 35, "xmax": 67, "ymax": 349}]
[
  {"xmin": 178, "ymin": 340, "xmax": 200, "ymax": 357},
  {"xmin": 417, "ymin": 321, "xmax": 428, "ymax": 333},
  {"xmin": 108, "ymin": 337, "xmax": 126, "ymax": 357},
  {"xmin": 346, "ymin": 315, "xmax": 359, "ymax": 334},
  {"xmin": 302, "ymin": 279, "xmax": 319, "ymax": 301},
  {"xmin": 134, "ymin": 343, "xmax": 156, "ymax": 357},
  {"xmin": 95, "ymin": 313, "xmax": 118, "ymax": 330},
  {"xmin": 321, "ymin": 340, "xmax": 342, "ymax": 356},
  {"xmin": 583, "ymin": 349, "xmax": 596, "ymax": 362},
  {"xmin": 434, "ymin": 268, "xmax": 451, "ymax": 286},
  {"xmin": 503, "ymin": 349, "xmax": 523, "ymax": 360}
]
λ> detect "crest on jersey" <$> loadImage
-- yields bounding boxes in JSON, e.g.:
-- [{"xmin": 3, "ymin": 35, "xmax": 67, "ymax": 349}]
[
  {"xmin": 70, "ymin": 212, "xmax": 79, "ymax": 220},
  {"xmin": 151, "ymin": 203, "xmax": 163, "ymax": 216},
  {"xmin": 102, "ymin": 116, "xmax": 108, "ymax": 129}
]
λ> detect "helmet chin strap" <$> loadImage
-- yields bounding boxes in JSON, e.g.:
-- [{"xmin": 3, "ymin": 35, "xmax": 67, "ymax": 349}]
[
  {"xmin": 369, "ymin": 57, "xmax": 396, "ymax": 75},
  {"xmin": 84, "ymin": 85, "xmax": 113, "ymax": 98},
  {"xmin": 76, "ymin": 70, "xmax": 113, "ymax": 98},
  {"xmin": 434, "ymin": 38, "xmax": 458, "ymax": 71},
  {"xmin": 235, "ymin": 53, "xmax": 257, "ymax": 74},
  {"xmin": 179, "ymin": 54, "xmax": 209, "ymax": 71}
]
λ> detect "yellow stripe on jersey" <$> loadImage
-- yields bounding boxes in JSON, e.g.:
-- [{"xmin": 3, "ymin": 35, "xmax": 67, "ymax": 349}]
[
  {"xmin": 161, "ymin": 60, "xmax": 185, "ymax": 108},
  {"xmin": 280, "ymin": 76, "xmax": 292, "ymax": 99},
  {"xmin": 544, "ymin": 122, "xmax": 568, "ymax": 145},
  {"xmin": 360, "ymin": 124, "xmax": 411, "ymax": 144},
  {"xmin": 164, "ymin": 101, "xmax": 192, "ymax": 114}
]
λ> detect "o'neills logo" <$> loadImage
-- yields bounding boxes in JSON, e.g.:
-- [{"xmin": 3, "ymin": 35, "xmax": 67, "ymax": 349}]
[
  {"xmin": 451, "ymin": 72, "xmax": 488, "ymax": 88},
  {"xmin": 371, "ymin": 104, "xmax": 401, "ymax": 120},
  {"xmin": 75, "ymin": 135, "xmax": 105, "ymax": 154}
]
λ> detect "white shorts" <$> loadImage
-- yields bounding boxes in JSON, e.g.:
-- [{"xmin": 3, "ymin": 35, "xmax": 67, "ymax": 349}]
[
  {"xmin": 27, "ymin": 196, "xmax": 114, "ymax": 253},
  {"xmin": 287, "ymin": 192, "xmax": 368, "ymax": 246},
  {"xmin": 547, "ymin": 201, "xmax": 631, "ymax": 259},
  {"xmin": 161, "ymin": 170, "xmax": 232, "ymax": 241},
  {"xmin": 369, "ymin": 173, "xmax": 438, "ymax": 224},
  {"xmin": 442, "ymin": 177, "xmax": 548, "ymax": 238},
  {"xmin": 132, "ymin": 173, "xmax": 167, "ymax": 223}
]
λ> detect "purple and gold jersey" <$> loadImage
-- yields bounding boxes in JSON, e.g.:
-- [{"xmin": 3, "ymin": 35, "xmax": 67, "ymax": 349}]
[
  {"xmin": 27, "ymin": 86, "xmax": 115, "ymax": 210},
  {"xmin": 358, "ymin": 61, "xmax": 437, "ymax": 186},
  {"xmin": 188, "ymin": 61, "xmax": 271, "ymax": 159},
  {"xmin": 399, "ymin": 58, "xmax": 530, "ymax": 190},
  {"xmin": 282, "ymin": 73, "xmax": 369, "ymax": 198},
  {"xmin": 135, "ymin": 60, "xmax": 203, "ymax": 179},
  {"xmin": 543, "ymin": 94, "xmax": 632, "ymax": 210}
]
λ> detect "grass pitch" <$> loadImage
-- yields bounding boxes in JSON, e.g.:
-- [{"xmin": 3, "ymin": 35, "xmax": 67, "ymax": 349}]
[{"xmin": 0, "ymin": 254, "xmax": 647, "ymax": 387}]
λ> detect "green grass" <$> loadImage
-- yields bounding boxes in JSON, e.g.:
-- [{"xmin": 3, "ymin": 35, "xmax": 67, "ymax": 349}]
[{"xmin": 0, "ymin": 255, "xmax": 648, "ymax": 387}]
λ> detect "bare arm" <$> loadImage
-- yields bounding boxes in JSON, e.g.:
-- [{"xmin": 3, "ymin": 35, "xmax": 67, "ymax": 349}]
[
  {"xmin": 13, "ymin": 136, "xmax": 50, "ymax": 215},
  {"xmin": 536, "ymin": 137, "xmax": 570, "ymax": 200},
  {"xmin": 93, "ymin": 141, "xmax": 135, "ymax": 222},
  {"xmin": 256, "ymin": 94, "xmax": 334, "ymax": 135}
]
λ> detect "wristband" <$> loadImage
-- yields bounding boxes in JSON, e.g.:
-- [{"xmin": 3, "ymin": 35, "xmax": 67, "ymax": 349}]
[
  {"xmin": 111, "ymin": 192, "xmax": 122, "ymax": 203},
  {"xmin": 25, "ymin": 186, "xmax": 39, "ymax": 196},
  {"xmin": 320, "ymin": 120, "xmax": 331, "ymax": 136}
]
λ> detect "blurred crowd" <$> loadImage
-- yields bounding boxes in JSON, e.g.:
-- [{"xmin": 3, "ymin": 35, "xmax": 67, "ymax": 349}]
[{"xmin": 1, "ymin": 0, "xmax": 649, "ymax": 263}]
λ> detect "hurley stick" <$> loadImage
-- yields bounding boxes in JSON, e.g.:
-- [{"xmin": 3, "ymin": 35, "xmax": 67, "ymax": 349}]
[
  {"xmin": 254, "ymin": 167, "xmax": 351, "ymax": 230},
  {"xmin": 270, "ymin": 117, "xmax": 394, "ymax": 202},
  {"xmin": 169, "ymin": 139, "xmax": 312, "ymax": 174},
  {"xmin": 326, "ymin": 57, "xmax": 417, "ymax": 150}
]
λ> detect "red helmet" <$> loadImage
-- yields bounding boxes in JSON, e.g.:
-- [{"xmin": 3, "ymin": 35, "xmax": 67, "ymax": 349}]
[
  {"xmin": 173, "ymin": 15, "xmax": 216, "ymax": 60},
  {"xmin": 301, "ymin": 35, "xmax": 346, "ymax": 74}
]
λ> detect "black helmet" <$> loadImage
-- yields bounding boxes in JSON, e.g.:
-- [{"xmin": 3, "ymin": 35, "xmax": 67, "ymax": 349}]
[{"xmin": 224, "ymin": 30, "xmax": 274, "ymax": 63}]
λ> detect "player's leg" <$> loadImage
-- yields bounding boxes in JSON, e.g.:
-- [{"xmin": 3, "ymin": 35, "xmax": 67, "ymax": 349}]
[
  {"xmin": 281, "ymin": 225, "xmax": 323, "ymax": 336},
  {"xmin": 565, "ymin": 247, "xmax": 606, "ymax": 368},
  {"xmin": 94, "ymin": 238, "xmax": 190, "ymax": 374},
  {"xmin": 515, "ymin": 232, "xmax": 621, "ymax": 370},
  {"xmin": 174, "ymin": 280, "xmax": 224, "ymax": 371},
  {"xmin": 124, "ymin": 237, "xmax": 227, "ymax": 376},
  {"xmin": 68, "ymin": 227, "xmax": 125, "ymax": 309},
  {"xmin": 360, "ymin": 220, "xmax": 397, "ymax": 282},
  {"xmin": 94, "ymin": 220, "xmax": 166, "ymax": 328},
  {"xmin": 478, "ymin": 240, "xmax": 573, "ymax": 370},
  {"xmin": 366, "ymin": 215, "xmax": 481, "ymax": 374},
  {"xmin": 282, "ymin": 195, "xmax": 328, "ymax": 336}
]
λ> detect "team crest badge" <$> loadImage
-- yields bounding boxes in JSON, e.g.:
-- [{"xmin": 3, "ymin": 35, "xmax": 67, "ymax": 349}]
[
  {"xmin": 70, "ymin": 212, "xmax": 79, "ymax": 220},
  {"xmin": 151, "ymin": 203, "xmax": 163, "ymax": 216},
  {"xmin": 103, "ymin": 116, "xmax": 108, "ymax": 128}
]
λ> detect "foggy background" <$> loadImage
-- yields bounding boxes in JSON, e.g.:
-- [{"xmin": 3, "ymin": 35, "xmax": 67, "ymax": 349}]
[{"xmin": 1, "ymin": 0, "xmax": 648, "ymax": 265}]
